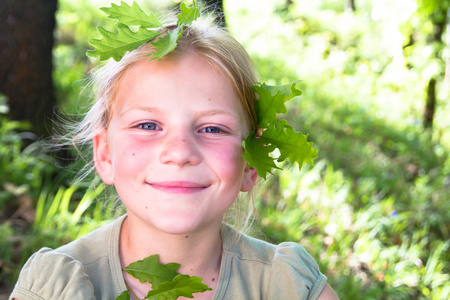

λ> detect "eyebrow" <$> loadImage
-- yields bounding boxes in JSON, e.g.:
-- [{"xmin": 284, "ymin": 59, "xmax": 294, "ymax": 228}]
[
  {"xmin": 119, "ymin": 106, "xmax": 163, "ymax": 117},
  {"xmin": 200, "ymin": 109, "xmax": 237, "ymax": 117},
  {"xmin": 120, "ymin": 107, "xmax": 238, "ymax": 119}
]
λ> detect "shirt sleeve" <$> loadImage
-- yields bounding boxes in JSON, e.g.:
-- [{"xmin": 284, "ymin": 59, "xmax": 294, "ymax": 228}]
[
  {"xmin": 267, "ymin": 242, "xmax": 328, "ymax": 300},
  {"xmin": 10, "ymin": 248, "xmax": 96, "ymax": 300}
]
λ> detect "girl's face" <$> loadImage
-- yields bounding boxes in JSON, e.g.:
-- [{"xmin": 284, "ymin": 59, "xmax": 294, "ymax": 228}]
[{"xmin": 93, "ymin": 52, "xmax": 257, "ymax": 235}]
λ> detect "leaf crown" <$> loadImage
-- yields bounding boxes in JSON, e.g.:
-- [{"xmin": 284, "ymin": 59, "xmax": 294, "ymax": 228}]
[{"xmin": 87, "ymin": 1, "xmax": 318, "ymax": 179}]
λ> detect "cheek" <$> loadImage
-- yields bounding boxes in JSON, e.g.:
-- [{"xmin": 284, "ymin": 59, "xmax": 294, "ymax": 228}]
[
  {"xmin": 111, "ymin": 136, "xmax": 154, "ymax": 178},
  {"xmin": 209, "ymin": 142, "xmax": 246, "ymax": 183}
]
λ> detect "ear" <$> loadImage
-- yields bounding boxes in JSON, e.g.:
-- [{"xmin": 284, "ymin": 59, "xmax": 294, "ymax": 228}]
[
  {"xmin": 240, "ymin": 165, "xmax": 258, "ymax": 192},
  {"xmin": 93, "ymin": 128, "xmax": 114, "ymax": 185}
]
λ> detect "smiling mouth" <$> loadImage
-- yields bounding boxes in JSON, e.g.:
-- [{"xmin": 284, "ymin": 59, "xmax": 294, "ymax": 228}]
[{"xmin": 148, "ymin": 181, "xmax": 209, "ymax": 194}]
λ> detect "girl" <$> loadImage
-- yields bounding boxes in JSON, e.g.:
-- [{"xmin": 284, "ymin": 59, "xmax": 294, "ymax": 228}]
[{"xmin": 11, "ymin": 2, "xmax": 338, "ymax": 300}]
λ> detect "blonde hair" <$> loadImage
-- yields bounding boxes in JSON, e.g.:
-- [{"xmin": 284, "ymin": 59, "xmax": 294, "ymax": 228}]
[{"xmin": 66, "ymin": 13, "xmax": 259, "ymax": 229}]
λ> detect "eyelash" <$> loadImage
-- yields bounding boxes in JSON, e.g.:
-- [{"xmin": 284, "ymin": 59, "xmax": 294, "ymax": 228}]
[
  {"xmin": 135, "ymin": 123, "xmax": 228, "ymax": 135},
  {"xmin": 200, "ymin": 126, "xmax": 222, "ymax": 134},
  {"xmin": 137, "ymin": 122, "xmax": 161, "ymax": 131}
]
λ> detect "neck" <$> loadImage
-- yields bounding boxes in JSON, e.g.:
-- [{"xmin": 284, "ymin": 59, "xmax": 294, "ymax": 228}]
[{"xmin": 119, "ymin": 213, "xmax": 223, "ymax": 277}]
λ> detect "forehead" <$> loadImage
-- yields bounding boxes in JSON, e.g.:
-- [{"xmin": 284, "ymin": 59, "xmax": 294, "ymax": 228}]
[
  {"xmin": 113, "ymin": 53, "xmax": 245, "ymax": 118},
  {"xmin": 123, "ymin": 53, "xmax": 229, "ymax": 89}
]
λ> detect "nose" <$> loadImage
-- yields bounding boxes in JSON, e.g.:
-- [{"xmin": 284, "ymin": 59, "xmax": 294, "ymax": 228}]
[{"xmin": 159, "ymin": 130, "xmax": 202, "ymax": 167}]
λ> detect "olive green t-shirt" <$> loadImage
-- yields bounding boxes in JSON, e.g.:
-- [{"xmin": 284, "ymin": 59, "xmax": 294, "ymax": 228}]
[{"xmin": 10, "ymin": 215, "xmax": 327, "ymax": 299}]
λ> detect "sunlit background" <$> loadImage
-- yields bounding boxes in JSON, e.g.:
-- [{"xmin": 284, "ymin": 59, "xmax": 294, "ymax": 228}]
[{"xmin": 1, "ymin": 0, "xmax": 449, "ymax": 299}]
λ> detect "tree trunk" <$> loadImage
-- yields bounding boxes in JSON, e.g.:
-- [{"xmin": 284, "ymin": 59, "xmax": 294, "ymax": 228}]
[
  {"xmin": 424, "ymin": 78, "xmax": 436, "ymax": 128},
  {"xmin": 349, "ymin": 0, "xmax": 356, "ymax": 11},
  {"xmin": 204, "ymin": 0, "xmax": 226, "ymax": 27},
  {"xmin": 0, "ymin": 0, "xmax": 58, "ymax": 137},
  {"xmin": 422, "ymin": 4, "xmax": 447, "ymax": 129}
]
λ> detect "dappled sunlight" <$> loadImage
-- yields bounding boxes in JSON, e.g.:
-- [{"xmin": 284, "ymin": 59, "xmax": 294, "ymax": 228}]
[{"xmin": 1, "ymin": 0, "xmax": 448, "ymax": 298}]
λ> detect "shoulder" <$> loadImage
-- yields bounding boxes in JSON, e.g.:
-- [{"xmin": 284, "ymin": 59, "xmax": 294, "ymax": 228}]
[
  {"xmin": 222, "ymin": 224, "xmax": 322, "ymax": 274},
  {"xmin": 220, "ymin": 224, "xmax": 328, "ymax": 299},
  {"xmin": 10, "ymin": 248, "xmax": 96, "ymax": 300},
  {"xmin": 10, "ymin": 216, "xmax": 126, "ymax": 300},
  {"xmin": 56, "ymin": 215, "xmax": 124, "ymax": 264}
]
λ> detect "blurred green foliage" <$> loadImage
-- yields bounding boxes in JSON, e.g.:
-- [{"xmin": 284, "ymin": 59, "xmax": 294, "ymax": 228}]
[
  {"xmin": 0, "ymin": 95, "xmax": 123, "ymax": 287},
  {"xmin": 0, "ymin": 95, "xmax": 55, "ymax": 286},
  {"xmin": 1, "ymin": 0, "xmax": 449, "ymax": 299},
  {"xmin": 226, "ymin": 0, "xmax": 449, "ymax": 298}
]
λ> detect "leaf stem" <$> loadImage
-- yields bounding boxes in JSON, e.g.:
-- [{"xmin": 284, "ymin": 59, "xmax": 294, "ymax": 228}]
[{"xmin": 125, "ymin": 279, "xmax": 141, "ymax": 300}]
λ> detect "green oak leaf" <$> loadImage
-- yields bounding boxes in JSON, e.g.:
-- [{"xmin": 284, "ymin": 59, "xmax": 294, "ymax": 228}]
[
  {"xmin": 148, "ymin": 29, "xmax": 182, "ymax": 61},
  {"xmin": 100, "ymin": 1, "xmax": 162, "ymax": 28},
  {"xmin": 87, "ymin": 1, "xmax": 201, "ymax": 62},
  {"xmin": 177, "ymin": 2, "xmax": 201, "ymax": 26},
  {"xmin": 262, "ymin": 119, "xmax": 318, "ymax": 168},
  {"xmin": 116, "ymin": 291, "xmax": 131, "ymax": 300},
  {"xmin": 253, "ymin": 82, "xmax": 303, "ymax": 128},
  {"xmin": 242, "ymin": 121, "xmax": 318, "ymax": 179},
  {"xmin": 242, "ymin": 131, "xmax": 280, "ymax": 179},
  {"xmin": 263, "ymin": 81, "xmax": 301, "ymax": 97},
  {"xmin": 87, "ymin": 23, "xmax": 160, "ymax": 61},
  {"xmin": 148, "ymin": 1, "xmax": 200, "ymax": 61},
  {"xmin": 145, "ymin": 274, "xmax": 212, "ymax": 300},
  {"xmin": 123, "ymin": 255, "xmax": 180, "ymax": 288}
]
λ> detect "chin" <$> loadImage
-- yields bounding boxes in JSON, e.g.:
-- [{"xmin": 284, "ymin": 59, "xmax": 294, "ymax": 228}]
[
  {"xmin": 130, "ymin": 206, "xmax": 224, "ymax": 236},
  {"xmin": 151, "ymin": 215, "xmax": 208, "ymax": 236}
]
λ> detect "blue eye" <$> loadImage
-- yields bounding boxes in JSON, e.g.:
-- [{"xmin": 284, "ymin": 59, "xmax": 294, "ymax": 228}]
[
  {"xmin": 139, "ymin": 123, "xmax": 159, "ymax": 130},
  {"xmin": 202, "ymin": 127, "xmax": 221, "ymax": 133}
]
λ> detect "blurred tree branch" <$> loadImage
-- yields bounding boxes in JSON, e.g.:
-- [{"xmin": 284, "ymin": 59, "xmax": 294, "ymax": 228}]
[
  {"xmin": 204, "ymin": 0, "xmax": 226, "ymax": 27},
  {"xmin": 424, "ymin": 78, "xmax": 436, "ymax": 128},
  {"xmin": 410, "ymin": 0, "xmax": 450, "ymax": 129}
]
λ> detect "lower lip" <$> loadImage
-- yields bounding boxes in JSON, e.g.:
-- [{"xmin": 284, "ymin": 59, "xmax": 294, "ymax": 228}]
[{"xmin": 148, "ymin": 183, "xmax": 208, "ymax": 194}]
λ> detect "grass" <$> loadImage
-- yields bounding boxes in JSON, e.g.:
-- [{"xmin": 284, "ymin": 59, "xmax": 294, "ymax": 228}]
[{"xmin": 0, "ymin": 110, "xmax": 124, "ymax": 294}]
